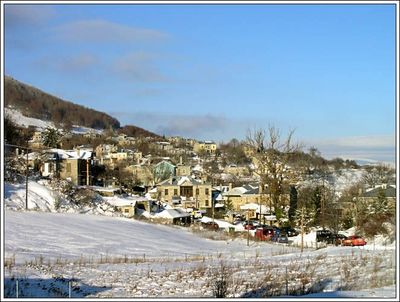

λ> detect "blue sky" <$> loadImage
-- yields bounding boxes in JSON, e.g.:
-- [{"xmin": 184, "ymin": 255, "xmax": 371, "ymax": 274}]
[{"xmin": 3, "ymin": 2, "xmax": 397, "ymax": 164}]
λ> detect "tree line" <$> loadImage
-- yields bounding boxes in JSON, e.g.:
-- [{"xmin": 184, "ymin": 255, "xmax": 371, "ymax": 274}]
[{"xmin": 5, "ymin": 76, "xmax": 120, "ymax": 130}]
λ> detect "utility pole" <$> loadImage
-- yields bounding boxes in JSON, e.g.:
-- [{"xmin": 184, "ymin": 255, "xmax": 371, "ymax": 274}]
[
  {"xmin": 211, "ymin": 180, "xmax": 215, "ymax": 225},
  {"xmin": 300, "ymin": 207, "xmax": 304, "ymax": 253},
  {"xmin": 25, "ymin": 146, "xmax": 29, "ymax": 210},
  {"xmin": 86, "ymin": 159, "xmax": 90, "ymax": 186},
  {"xmin": 247, "ymin": 209, "xmax": 250, "ymax": 247}
]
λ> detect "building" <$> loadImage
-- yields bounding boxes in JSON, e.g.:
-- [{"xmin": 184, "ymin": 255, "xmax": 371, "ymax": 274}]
[
  {"xmin": 193, "ymin": 141, "xmax": 217, "ymax": 155},
  {"xmin": 223, "ymin": 183, "xmax": 289, "ymax": 214},
  {"xmin": 153, "ymin": 160, "xmax": 176, "ymax": 182},
  {"xmin": 156, "ymin": 176, "xmax": 212, "ymax": 209},
  {"xmin": 40, "ymin": 149, "xmax": 94, "ymax": 186}
]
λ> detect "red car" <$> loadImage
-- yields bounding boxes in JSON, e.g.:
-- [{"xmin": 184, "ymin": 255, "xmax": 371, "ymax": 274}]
[
  {"xmin": 243, "ymin": 222, "xmax": 256, "ymax": 230},
  {"xmin": 342, "ymin": 235, "xmax": 367, "ymax": 246},
  {"xmin": 254, "ymin": 227, "xmax": 274, "ymax": 241}
]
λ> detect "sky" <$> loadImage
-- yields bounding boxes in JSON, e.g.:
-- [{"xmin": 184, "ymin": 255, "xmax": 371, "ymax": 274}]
[{"xmin": 2, "ymin": 1, "xmax": 397, "ymax": 165}]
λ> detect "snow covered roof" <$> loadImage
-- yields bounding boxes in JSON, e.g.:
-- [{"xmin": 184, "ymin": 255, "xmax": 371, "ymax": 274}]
[
  {"xmin": 105, "ymin": 195, "xmax": 148, "ymax": 207},
  {"xmin": 46, "ymin": 149, "xmax": 93, "ymax": 160},
  {"xmin": 192, "ymin": 164, "xmax": 203, "ymax": 172},
  {"xmin": 362, "ymin": 185, "xmax": 396, "ymax": 198},
  {"xmin": 224, "ymin": 187, "xmax": 248, "ymax": 196},
  {"xmin": 200, "ymin": 216, "xmax": 234, "ymax": 229},
  {"xmin": 215, "ymin": 193, "xmax": 224, "ymax": 201},
  {"xmin": 158, "ymin": 176, "xmax": 203, "ymax": 186},
  {"xmin": 240, "ymin": 203, "xmax": 272, "ymax": 214},
  {"xmin": 154, "ymin": 208, "xmax": 191, "ymax": 219}
]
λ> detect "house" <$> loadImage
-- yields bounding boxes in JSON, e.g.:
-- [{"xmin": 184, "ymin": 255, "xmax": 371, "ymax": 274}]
[
  {"xmin": 125, "ymin": 164, "xmax": 154, "ymax": 186},
  {"xmin": 223, "ymin": 164, "xmax": 250, "ymax": 177},
  {"xmin": 359, "ymin": 184, "xmax": 396, "ymax": 212},
  {"xmin": 39, "ymin": 149, "xmax": 94, "ymax": 186},
  {"xmin": 95, "ymin": 144, "xmax": 118, "ymax": 159},
  {"xmin": 156, "ymin": 141, "xmax": 173, "ymax": 151},
  {"xmin": 28, "ymin": 131, "xmax": 44, "ymax": 149},
  {"xmin": 239, "ymin": 203, "xmax": 275, "ymax": 223},
  {"xmin": 153, "ymin": 160, "xmax": 176, "ymax": 182},
  {"xmin": 105, "ymin": 195, "xmax": 150, "ymax": 217},
  {"xmin": 223, "ymin": 183, "xmax": 289, "ymax": 214},
  {"xmin": 193, "ymin": 141, "xmax": 217, "ymax": 155},
  {"xmin": 175, "ymin": 157, "xmax": 191, "ymax": 176},
  {"xmin": 153, "ymin": 208, "xmax": 192, "ymax": 225},
  {"xmin": 156, "ymin": 176, "xmax": 212, "ymax": 210}
]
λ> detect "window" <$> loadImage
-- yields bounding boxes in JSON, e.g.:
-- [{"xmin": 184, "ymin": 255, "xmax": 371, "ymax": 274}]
[
  {"xmin": 174, "ymin": 189, "xmax": 178, "ymax": 195},
  {"xmin": 205, "ymin": 200, "xmax": 210, "ymax": 207},
  {"xmin": 124, "ymin": 208, "xmax": 130, "ymax": 213},
  {"xmin": 205, "ymin": 188, "xmax": 209, "ymax": 195},
  {"xmin": 66, "ymin": 163, "xmax": 71, "ymax": 173},
  {"xmin": 165, "ymin": 189, "xmax": 169, "ymax": 196}
]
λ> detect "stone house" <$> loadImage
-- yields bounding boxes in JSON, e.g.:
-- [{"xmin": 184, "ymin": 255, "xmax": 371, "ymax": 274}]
[
  {"xmin": 40, "ymin": 149, "xmax": 94, "ymax": 186},
  {"xmin": 193, "ymin": 141, "xmax": 217, "ymax": 155},
  {"xmin": 223, "ymin": 183, "xmax": 289, "ymax": 213},
  {"xmin": 156, "ymin": 176, "xmax": 212, "ymax": 209}
]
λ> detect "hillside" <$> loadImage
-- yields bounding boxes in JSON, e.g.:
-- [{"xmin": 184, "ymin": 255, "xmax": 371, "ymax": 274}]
[{"xmin": 4, "ymin": 76, "xmax": 159, "ymax": 138}]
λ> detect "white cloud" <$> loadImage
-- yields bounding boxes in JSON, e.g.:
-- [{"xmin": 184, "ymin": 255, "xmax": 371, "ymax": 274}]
[
  {"xmin": 53, "ymin": 19, "xmax": 168, "ymax": 44},
  {"xmin": 305, "ymin": 135, "xmax": 395, "ymax": 165},
  {"xmin": 313, "ymin": 135, "xmax": 395, "ymax": 149},
  {"xmin": 34, "ymin": 53, "xmax": 99, "ymax": 73},
  {"xmin": 112, "ymin": 52, "xmax": 167, "ymax": 83},
  {"xmin": 111, "ymin": 112, "xmax": 232, "ymax": 140}
]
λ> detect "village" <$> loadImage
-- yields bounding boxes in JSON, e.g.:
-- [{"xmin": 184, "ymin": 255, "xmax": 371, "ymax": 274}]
[{"xmin": 4, "ymin": 121, "xmax": 396, "ymax": 247}]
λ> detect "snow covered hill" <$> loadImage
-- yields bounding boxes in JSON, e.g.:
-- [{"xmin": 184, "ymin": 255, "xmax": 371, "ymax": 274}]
[
  {"xmin": 2, "ymin": 181, "xmax": 396, "ymax": 298},
  {"xmin": 4, "ymin": 210, "xmax": 396, "ymax": 299},
  {"xmin": 4, "ymin": 180, "xmax": 116, "ymax": 216},
  {"xmin": 5, "ymin": 107, "xmax": 104, "ymax": 135}
]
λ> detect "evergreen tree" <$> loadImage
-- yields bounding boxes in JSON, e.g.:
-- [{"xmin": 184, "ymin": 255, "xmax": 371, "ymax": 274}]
[
  {"xmin": 42, "ymin": 127, "xmax": 62, "ymax": 148},
  {"xmin": 288, "ymin": 186, "xmax": 298, "ymax": 225},
  {"xmin": 312, "ymin": 186, "xmax": 322, "ymax": 225},
  {"xmin": 370, "ymin": 187, "xmax": 389, "ymax": 215}
]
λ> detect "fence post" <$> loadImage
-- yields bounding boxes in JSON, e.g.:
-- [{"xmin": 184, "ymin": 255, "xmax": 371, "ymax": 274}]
[{"xmin": 16, "ymin": 279, "xmax": 19, "ymax": 298}]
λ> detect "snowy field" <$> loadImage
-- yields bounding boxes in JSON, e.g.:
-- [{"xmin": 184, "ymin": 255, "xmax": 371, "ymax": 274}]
[{"xmin": 4, "ymin": 210, "xmax": 397, "ymax": 299}]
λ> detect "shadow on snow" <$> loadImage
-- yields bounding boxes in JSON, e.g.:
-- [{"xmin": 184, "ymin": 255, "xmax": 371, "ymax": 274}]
[{"xmin": 4, "ymin": 276, "xmax": 111, "ymax": 298}]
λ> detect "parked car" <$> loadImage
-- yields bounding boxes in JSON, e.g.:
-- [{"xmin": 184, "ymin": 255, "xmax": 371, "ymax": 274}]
[
  {"xmin": 249, "ymin": 220, "xmax": 261, "ymax": 227},
  {"xmin": 201, "ymin": 221, "xmax": 219, "ymax": 231},
  {"xmin": 281, "ymin": 226, "xmax": 299, "ymax": 237},
  {"xmin": 243, "ymin": 222, "xmax": 256, "ymax": 230},
  {"xmin": 332, "ymin": 233, "xmax": 347, "ymax": 246},
  {"xmin": 342, "ymin": 235, "xmax": 367, "ymax": 246},
  {"xmin": 272, "ymin": 233, "xmax": 289, "ymax": 243},
  {"xmin": 255, "ymin": 227, "xmax": 274, "ymax": 241},
  {"xmin": 316, "ymin": 229, "xmax": 334, "ymax": 243}
]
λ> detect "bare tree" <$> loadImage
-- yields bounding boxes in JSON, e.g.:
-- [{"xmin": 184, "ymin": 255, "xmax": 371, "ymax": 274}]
[
  {"xmin": 246, "ymin": 125, "xmax": 301, "ymax": 221},
  {"xmin": 362, "ymin": 164, "xmax": 395, "ymax": 187}
]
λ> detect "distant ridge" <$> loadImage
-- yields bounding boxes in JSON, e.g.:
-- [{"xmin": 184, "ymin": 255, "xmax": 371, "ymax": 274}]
[{"xmin": 4, "ymin": 76, "xmax": 160, "ymax": 138}]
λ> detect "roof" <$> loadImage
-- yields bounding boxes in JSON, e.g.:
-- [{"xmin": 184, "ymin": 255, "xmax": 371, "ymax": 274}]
[
  {"xmin": 105, "ymin": 195, "xmax": 148, "ymax": 207},
  {"xmin": 154, "ymin": 208, "xmax": 191, "ymax": 219},
  {"xmin": 154, "ymin": 160, "xmax": 176, "ymax": 168},
  {"xmin": 157, "ymin": 176, "xmax": 203, "ymax": 186},
  {"xmin": 240, "ymin": 203, "xmax": 272, "ymax": 214},
  {"xmin": 362, "ymin": 185, "xmax": 396, "ymax": 198},
  {"xmin": 46, "ymin": 149, "xmax": 93, "ymax": 160}
]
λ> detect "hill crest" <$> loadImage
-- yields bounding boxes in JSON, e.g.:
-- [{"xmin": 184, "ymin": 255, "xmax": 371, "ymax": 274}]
[{"xmin": 4, "ymin": 76, "xmax": 160, "ymax": 138}]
